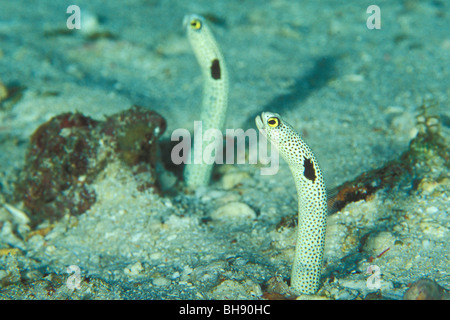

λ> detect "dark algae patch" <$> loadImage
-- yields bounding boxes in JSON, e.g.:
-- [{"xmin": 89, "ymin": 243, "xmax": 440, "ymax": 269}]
[
  {"xmin": 15, "ymin": 106, "xmax": 166, "ymax": 227},
  {"xmin": 15, "ymin": 112, "xmax": 100, "ymax": 227},
  {"xmin": 330, "ymin": 102, "xmax": 449, "ymax": 213}
]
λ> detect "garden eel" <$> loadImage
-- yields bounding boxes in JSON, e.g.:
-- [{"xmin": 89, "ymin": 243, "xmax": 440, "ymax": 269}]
[
  {"xmin": 182, "ymin": 14, "xmax": 229, "ymax": 188},
  {"xmin": 256, "ymin": 112, "xmax": 327, "ymax": 295}
]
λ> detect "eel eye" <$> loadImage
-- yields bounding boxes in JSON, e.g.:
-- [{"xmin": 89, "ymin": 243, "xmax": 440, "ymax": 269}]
[
  {"xmin": 190, "ymin": 19, "xmax": 202, "ymax": 30},
  {"xmin": 267, "ymin": 117, "xmax": 280, "ymax": 128}
]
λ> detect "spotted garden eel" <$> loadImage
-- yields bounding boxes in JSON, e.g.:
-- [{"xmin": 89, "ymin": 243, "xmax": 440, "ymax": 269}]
[
  {"xmin": 256, "ymin": 112, "xmax": 327, "ymax": 295},
  {"xmin": 182, "ymin": 14, "xmax": 229, "ymax": 188}
]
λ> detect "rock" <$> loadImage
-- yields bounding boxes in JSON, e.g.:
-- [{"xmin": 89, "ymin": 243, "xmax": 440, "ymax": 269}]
[
  {"xmin": 419, "ymin": 221, "xmax": 448, "ymax": 239},
  {"xmin": 152, "ymin": 276, "xmax": 171, "ymax": 286},
  {"xmin": 264, "ymin": 275, "xmax": 290, "ymax": 296},
  {"xmin": 124, "ymin": 262, "xmax": 144, "ymax": 276},
  {"xmin": 417, "ymin": 178, "xmax": 439, "ymax": 194},
  {"xmin": 363, "ymin": 231, "xmax": 396, "ymax": 256},
  {"xmin": 0, "ymin": 79, "xmax": 8, "ymax": 103},
  {"xmin": 210, "ymin": 202, "xmax": 256, "ymax": 222},
  {"xmin": 15, "ymin": 106, "xmax": 166, "ymax": 227},
  {"xmin": 79, "ymin": 10, "xmax": 100, "ymax": 36},
  {"xmin": 403, "ymin": 278, "xmax": 450, "ymax": 300},
  {"xmin": 221, "ymin": 171, "xmax": 250, "ymax": 190},
  {"xmin": 209, "ymin": 280, "xmax": 248, "ymax": 299}
]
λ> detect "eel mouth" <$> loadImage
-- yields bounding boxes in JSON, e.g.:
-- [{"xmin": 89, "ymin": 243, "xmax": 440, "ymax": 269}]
[{"xmin": 255, "ymin": 113, "xmax": 265, "ymax": 131}]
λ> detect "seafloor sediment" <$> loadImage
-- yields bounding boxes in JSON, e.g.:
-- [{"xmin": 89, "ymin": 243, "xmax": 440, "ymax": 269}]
[{"xmin": 0, "ymin": 0, "xmax": 448, "ymax": 300}]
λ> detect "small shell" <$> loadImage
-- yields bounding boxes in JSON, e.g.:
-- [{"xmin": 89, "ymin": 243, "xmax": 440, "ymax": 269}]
[{"xmin": 3, "ymin": 203, "xmax": 30, "ymax": 225}]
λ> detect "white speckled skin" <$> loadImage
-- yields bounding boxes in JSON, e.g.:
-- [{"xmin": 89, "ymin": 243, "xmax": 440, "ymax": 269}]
[
  {"xmin": 183, "ymin": 14, "xmax": 228, "ymax": 188},
  {"xmin": 256, "ymin": 112, "xmax": 327, "ymax": 295}
]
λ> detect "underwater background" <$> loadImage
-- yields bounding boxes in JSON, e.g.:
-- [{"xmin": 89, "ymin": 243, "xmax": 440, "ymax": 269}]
[{"xmin": 0, "ymin": 0, "xmax": 448, "ymax": 299}]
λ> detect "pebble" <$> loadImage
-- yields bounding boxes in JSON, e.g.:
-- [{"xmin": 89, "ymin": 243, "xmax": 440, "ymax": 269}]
[
  {"xmin": 123, "ymin": 261, "xmax": 144, "ymax": 276},
  {"xmin": 80, "ymin": 10, "xmax": 100, "ymax": 35},
  {"xmin": 44, "ymin": 245, "xmax": 57, "ymax": 255},
  {"xmin": 324, "ymin": 219, "xmax": 348, "ymax": 258},
  {"xmin": 342, "ymin": 74, "xmax": 364, "ymax": 82},
  {"xmin": 158, "ymin": 169, "xmax": 177, "ymax": 191},
  {"xmin": 419, "ymin": 221, "xmax": 448, "ymax": 239},
  {"xmin": 0, "ymin": 269, "xmax": 7, "ymax": 281},
  {"xmin": 221, "ymin": 171, "xmax": 250, "ymax": 190},
  {"xmin": 210, "ymin": 202, "xmax": 256, "ymax": 222},
  {"xmin": 389, "ymin": 111, "xmax": 417, "ymax": 138},
  {"xmin": 209, "ymin": 280, "xmax": 248, "ymax": 299},
  {"xmin": 417, "ymin": 178, "xmax": 440, "ymax": 195},
  {"xmin": 3, "ymin": 203, "xmax": 30, "ymax": 225},
  {"xmin": 152, "ymin": 276, "xmax": 171, "ymax": 286},
  {"xmin": 403, "ymin": 278, "xmax": 450, "ymax": 300},
  {"xmin": 425, "ymin": 206, "xmax": 438, "ymax": 214},
  {"xmin": 0, "ymin": 79, "xmax": 7, "ymax": 103},
  {"xmin": 421, "ymin": 239, "xmax": 433, "ymax": 250},
  {"xmin": 149, "ymin": 252, "xmax": 162, "ymax": 260},
  {"xmin": 363, "ymin": 231, "xmax": 396, "ymax": 256}
]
